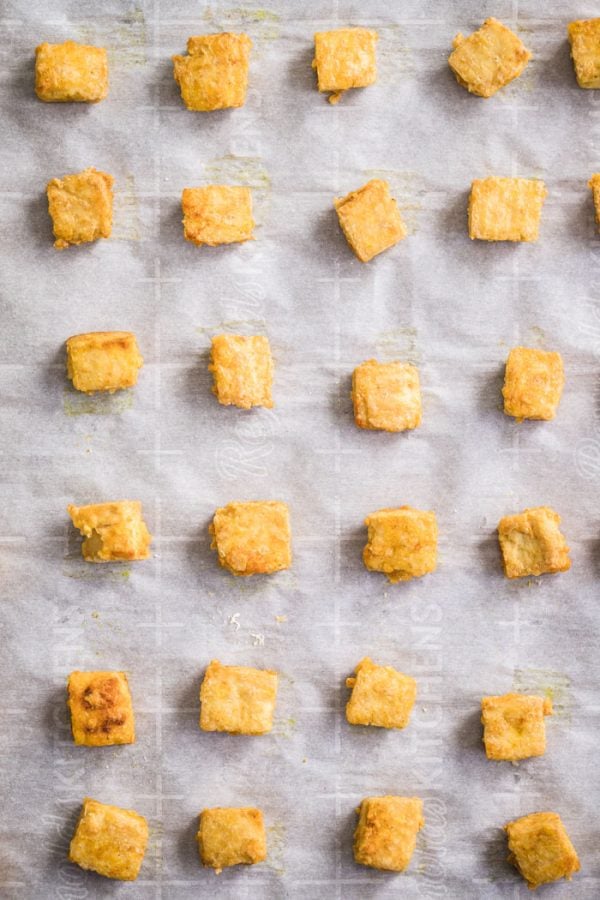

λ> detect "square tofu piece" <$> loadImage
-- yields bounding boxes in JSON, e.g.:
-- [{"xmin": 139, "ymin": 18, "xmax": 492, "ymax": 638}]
[
  {"xmin": 198, "ymin": 807, "xmax": 266, "ymax": 874},
  {"xmin": 346, "ymin": 657, "xmax": 416, "ymax": 729},
  {"xmin": 481, "ymin": 693, "xmax": 552, "ymax": 761},
  {"xmin": 173, "ymin": 32, "xmax": 251, "ymax": 111},
  {"xmin": 448, "ymin": 18, "xmax": 530, "ymax": 98},
  {"xmin": 35, "ymin": 41, "xmax": 108, "ymax": 102},
  {"xmin": 335, "ymin": 179, "xmax": 406, "ymax": 262},
  {"xmin": 210, "ymin": 501, "xmax": 291, "ymax": 576},
  {"xmin": 505, "ymin": 812, "xmax": 580, "ymax": 889},
  {"xmin": 352, "ymin": 359, "xmax": 421, "ymax": 432},
  {"xmin": 209, "ymin": 334, "xmax": 273, "ymax": 409},
  {"xmin": 66, "ymin": 331, "xmax": 143, "ymax": 394},
  {"xmin": 498, "ymin": 506, "xmax": 570, "ymax": 579},
  {"xmin": 568, "ymin": 19, "xmax": 600, "ymax": 89},
  {"xmin": 200, "ymin": 660, "xmax": 278, "ymax": 735},
  {"xmin": 589, "ymin": 173, "xmax": 600, "ymax": 228},
  {"xmin": 69, "ymin": 797, "xmax": 148, "ymax": 881},
  {"xmin": 313, "ymin": 28, "xmax": 378, "ymax": 104},
  {"xmin": 468, "ymin": 177, "xmax": 547, "ymax": 242},
  {"xmin": 354, "ymin": 796, "xmax": 424, "ymax": 872},
  {"xmin": 68, "ymin": 671, "xmax": 135, "ymax": 746},
  {"xmin": 363, "ymin": 506, "xmax": 438, "ymax": 583},
  {"xmin": 182, "ymin": 185, "xmax": 254, "ymax": 246},
  {"xmin": 67, "ymin": 500, "xmax": 152, "ymax": 562},
  {"xmin": 502, "ymin": 347, "xmax": 564, "ymax": 422},
  {"xmin": 47, "ymin": 167, "xmax": 114, "ymax": 250}
]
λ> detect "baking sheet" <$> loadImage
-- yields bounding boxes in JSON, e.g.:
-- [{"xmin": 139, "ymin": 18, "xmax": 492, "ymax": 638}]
[{"xmin": 1, "ymin": 0, "xmax": 600, "ymax": 897}]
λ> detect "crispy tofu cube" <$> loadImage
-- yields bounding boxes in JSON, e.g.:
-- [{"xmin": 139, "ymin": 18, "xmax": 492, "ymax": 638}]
[
  {"xmin": 448, "ymin": 18, "xmax": 530, "ymax": 98},
  {"xmin": 47, "ymin": 167, "xmax": 114, "ymax": 250},
  {"xmin": 173, "ymin": 32, "xmax": 251, "ymax": 111},
  {"xmin": 335, "ymin": 179, "xmax": 406, "ymax": 263},
  {"xmin": 200, "ymin": 660, "xmax": 277, "ymax": 734},
  {"xmin": 182, "ymin": 185, "xmax": 254, "ymax": 247},
  {"xmin": 69, "ymin": 797, "xmax": 148, "ymax": 881},
  {"xmin": 68, "ymin": 671, "xmax": 135, "ymax": 746},
  {"xmin": 346, "ymin": 657, "xmax": 416, "ymax": 729},
  {"xmin": 498, "ymin": 506, "xmax": 570, "ymax": 579},
  {"xmin": 468, "ymin": 177, "xmax": 547, "ymax": 242},
  {"xmin": 363, "ymin": 506, "xmax": 437, "ymax": 583},
  {"xmin": 209, "ymin": 334, "xmax": 273, "ymax": 409},
  {"xmin": 66, "ymin": 331, "xmax": 143, "ymax": 394},
  {"xmin": 67, "ymin": 500, "xmax": 152, "ymax": 563},
  {"xmin": 35, "ymin": 40, "xmax": 108, "ymax": 103},
  {"xmin": 210, "ymin": 501, "xmax": 291, "ymax": 576},
  {"xmin": 197, "ymin": 807, "xmax": 266, "ymax": 874},
  {"xmin": 505, "ymin": 812, "xmax": 580, "ymax": 889},
  {"xmin": 481, "ymin": 693, "xmax": 552, "ymax": 761},
  {"xmin": 352, "ymin": 359, "xmax": 421, "ymax": 432},
  {"xmin": 589, "ymin": 173, "xmax": 600, "ymax": 229},
  {"xmin": 313, "ymin": 27, "xmax": 378, "ymax": 104},
  {"xmin": 502, "ymin": 347, "xmax": 564, "ymax": 422},
  {"xmin": 354, "ymin": 796, "xmax": 424, "ymax": 872},
  {"xmin": 568, "ymin": 19, "xmax": 600, "ymax": 89}
]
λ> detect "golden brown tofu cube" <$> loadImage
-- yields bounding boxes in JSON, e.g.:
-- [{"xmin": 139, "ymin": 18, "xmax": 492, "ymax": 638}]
[
  {"xmin": 363, "ymin": 506, "xmax": 437, "ymax": 583},
  {"xmin": 481, "ymin": 693, "xmax": 552, "ymax": 761},
  {"xmin": 498, "ymin": 506, "xmax": 570, "ymax": 579},
  {"xmin": 589, "ymin": 173, "xmax": 600, "ymax": 229},
  {"xmin": 502, "ymin": 347, "xmax": 564, "ymax": 422},
  {"xmin": 335, "ymin": 179, "xmax": 406, "ymax": 262},
  {"xmin": 568, "ymin": 19, "xmax": 600, "ymax": 89},
  {"xmin": 209, "ymin": 334, "xmax": 273, "ymax": 409},
  {"xmin": 173, "ymin": 32, "xmax": 251, "ymax": 111},
  {"xmin": 35, "ymin": 40, "xmax": 108, "ymax": 102},
  {"xmin": 67, "ymin": 500, "xmax": 152, "ymax": 563},
  {"xmin": 210, "ymin": 501, "xmax": 291, "ymax": 576},
  {"xmin": 197, "ymin": 807, "xmax": 266, "ymax": 874},
  {"xmin": 448, "ymin": 18, "xmax": 530, "ymax": 98},
  {"xmin": 200, "ymin": 660, "xmax": 278, "ymax": 735},
  {"xmin": 352, "ymin": 359, "xmax": 421, "ymax": 432},
  {"xmin": 354, "ymin": 796, "xmax": 424, "ymax": 872},
  {"xmin": 66, "ymin": 331, "xmax": 143, "ymax": 394},
  {"xmin": 47, "ymin": 167, "xmax": 114, "ymax": 250},
  {"xmin": 505, "ymin": 811, "xmax": 580, "ymax": 889},
  {"xmin": 313, "ymin": 28, "xmax": 378, "ymax": 104},
  {"xmin": 346, "ymin": 657, "xmax": 416, "ymax": 729},
  {"xmin": 468, "ymin": 177, "xmax": 547, "ymax": 242},
  {"xmin": 69, "ymin": 797, "xmax": 148, "ymax": 881},
  {"xmin": 182, "ymin": 185, "xmax": 254, "ymax": 247},
  {"xmin": 68, "ymin": 671, "xmax": 135, "ymax": 747}
]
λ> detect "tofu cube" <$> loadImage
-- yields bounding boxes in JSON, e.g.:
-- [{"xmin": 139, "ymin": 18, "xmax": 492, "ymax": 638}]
[
  {"xmin": 67, "ymin": 500, "xmax": 152, "ymax": 563},
  {"xmin": 200, "ymin": 660, "xmax": 278, "ymax": 735},
  {"xmin": 68, "ymin": 670, "xmax": 135, "ymax": 746},
  {"xmin": 197, "ymin": 807, "xmax": 266, "ymax": 874},
  {"xmin": 35, "ymin": 40, "xmax": 108, "ymax": 102},
  {"xmin": 47, "ymin": 167, "xmax": 114, "ymax": 250},
  {"xmin": 589, "ymin": 173, "xmax": 600, "ymax": 229},
  {"xmin": 313, "ymin": 28, "xmax": 378, "ymax": 104},
  {"xmin": 209, "ymin": 334, "xmax": 273, "ymax": 409},
  {"xmin": 568, "ymin": 19, "xmax": 600, "ymax": 89},
  {"xmin": 352, "ymin": 359, "xmax": 421, "ymax": 432},
  {"xmin": 182, "ymin": 185, "xmax": 254, "ymax": 246},
  {"xmin": 448, "ymin": 18, "xmax": 530, "ymax": 98},
  {"xmin": 173, "ymin": 32, "xmax": 251, "ymax": 111},
  {"xmin": 498, "ymin": 506, "xmax": 570, "ymax": 579},
  {"xmin": 505, "ymin": 812, "xmax": 580, "ymax": 889},
  {"xmin": 66, "ymin": 331, "xmax": 143, "ymax": 394},
  {"xmin": 502, "ymin": 347, "xmax": 564, "ymax": 422},
  {"xmin": 354, "ymin": 796, "xmax": 424, "ymax": 872},
  {"xmin": 468, "ymin": 177, "xmax": 547, "ymax": 242},
  {"xmin": 69, "ymin": 797, "xmax": 148, "ymax": 881},
  {"xmin": 210, "ymin": 501, "xmax": 291, "ymax": 576},
  {"xmin": 481, "ymin": 693, "xmax": 552, "ymax": 761},
  {"xmin": 346, "ymin": 657, "xmax": 417, "ymax": 729},
  {"xmin": 335, "ymin": 179, "xmax": 406, "ymax": 263},
  {"xmin": 363, "ymin": 506, "xmax": 437, "ymax": 583}
]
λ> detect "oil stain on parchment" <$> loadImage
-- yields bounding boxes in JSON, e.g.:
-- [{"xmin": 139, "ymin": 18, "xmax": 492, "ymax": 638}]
[
  {"xmin": 365, "ymin": 168, "xmax": 422, "ymax": 235},
  {"xmin": 375, "ymin": 24, "xmax": 415, "ymax": 84},
  {"xmin": 375, "ymin": 326, "xmax": 419, "ymax": 364},
  {"xmin": 77, "ymin": 5, "xmax": 148, "ymax": 69},
  {"xmin": 202, "ymin": 6, "xmax": 280, "ymax": 52},
  {"xmin": 63, "ymin": 564, "xmax": 131, "ymax": 583},
  {"xmin": 112, "ymin": 175, "xmax": 142, "ymax": 243},
  {"xmin": 512, "ymin": 668, "xmax": 571, "ymax": 719},
  {"xmin": 266, "ymin": 821, "xmax": 286, "ymax": 876},
  {"xmin": 63, "ymin": 387, "xmax": 134, "ymax": 417},
  {"xmin": 205, "ymin": 154, "xmax": 271, "ymax": 222}
]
